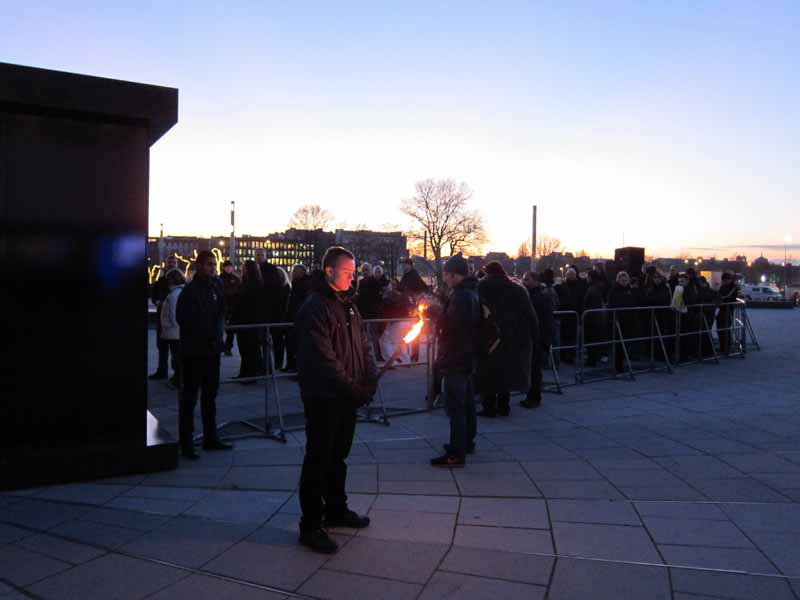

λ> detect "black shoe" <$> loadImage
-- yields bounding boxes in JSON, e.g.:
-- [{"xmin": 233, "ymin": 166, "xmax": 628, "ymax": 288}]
[
  {"xmin": 477, "ymin": 409, "xmax": 496, "ymax": 418},
  {"xmin": 430, "ymin": 454, "xmax": 465, "ymax": 468},
  {"xmin": 181, "ymin": 447, "xmax": 199, "ymax": 460},
  {"xmin": 325, "ymin": 509, "xmax": 370, "ymax": 529},
  {"xmin": 299, "ymin": 528, "xmax": 339, "ymax": 554},
  {"xmin": 149, "ymin": 371, "xmax": 167, "ymax": 380},
  {"xmin": 444, "ymin": 443, "xmax": 475, "ymax": 455},
  {"xmin": 497, "ymin": 407, "xmax": 510, "ymax": 417},
  {"xmin": 202, "ymin": 438, "xmax": 234, "ymax": 451}
]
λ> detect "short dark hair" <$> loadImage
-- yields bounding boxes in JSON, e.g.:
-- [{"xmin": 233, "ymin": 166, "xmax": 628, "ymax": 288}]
[
  {"xmin": 196, "ymin": 250, "xmax": 215, "ymax": 264},
  {"xmin": 221, "ymin": 259, "xmax": 233, "ymax": 267},
  {"xmin": 165, "ymin": 269, "xmax": 186, "ymax": 286},
  {"xmin": 322, "ymin": 246, "xmax": 355, "ymax": 270}
]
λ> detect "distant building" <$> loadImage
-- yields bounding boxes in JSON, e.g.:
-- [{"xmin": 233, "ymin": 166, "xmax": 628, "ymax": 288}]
[{"xmin": 334, "ymin": 229, "xmax": 407, "ymax": 279}]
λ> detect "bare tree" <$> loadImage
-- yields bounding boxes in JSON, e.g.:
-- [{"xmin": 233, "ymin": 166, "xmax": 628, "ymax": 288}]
[
  {"xmin": 536, "ymin": 236, "xmax": 562, "ymax": 258},
  {"xmin": 576, "ymin": 249, "xmax": 589, "ymax": 258},
  {"xmin": 288, "ymin": 204, "xmax": 334, "ymax": 231},
  {"xmin": 401, "ymin": 179, "xmax": 487, "ymax": 282},
  {"xmin": 517, "ymin": 241, "xmax": 531, "ymax": 259}
]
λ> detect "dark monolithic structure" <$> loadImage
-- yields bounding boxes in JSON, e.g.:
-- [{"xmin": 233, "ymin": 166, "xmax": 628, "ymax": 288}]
[{"xmin": 0, "ymin": 62, "xmax": 179, "ymax": 488}]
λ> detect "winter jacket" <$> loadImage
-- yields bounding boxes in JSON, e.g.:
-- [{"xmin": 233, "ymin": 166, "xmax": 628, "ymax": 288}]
[
  {"xmin": 583, "ymin": 283, "xmax": 606, "ymax": 345},
  {"xmin": 528, "ymin": 285, "xmax": 554, "ymax": 350},
  {"xmin": 295, "ymin": 271, "xmax": 378, "ymax": 403},
  {"xmin": 556, "ymin": 279, "xmax": 586, "ymax": 315},
  {"xmin": 259, "ymin": 261, "xmax": 289, "ymax": 322},
  {"xmin": 435, "ymin": 276, "xmax": 481, "ymax": 375},
  {"xmin": 219, "ymin": 271, "xmax": 241, "ymax": 318},
  {"xmin": 151, "ymin": 269, "xmax": 175, "ymax": 310},
  {"xmin": 231, "ymin": 281, "xmax": 270, "ymax": 326},
  {"xmin": 477, "ymin": 274, "xmax": 537, "ymax": 394},
  {"xmin": 356, "ymin": 276, "xmax": 383, "ymax": 320},
  {"xmin": 608, "ymin": 284, "xmax": 640, "ymax": 337},
  {"xmin": 399, "ymin": 269, "xmax": 428, "ymax": 296},
  {"xmin": 160, "ymin": 285, "xmax": 184, "ymax": 341},
  {"xmin": 176, "ymin": 276, "xmax": 226, "ymax": 357},
  {"xmin": 287, "ymin": 274, "xmax": 312, "ymax": 322}
]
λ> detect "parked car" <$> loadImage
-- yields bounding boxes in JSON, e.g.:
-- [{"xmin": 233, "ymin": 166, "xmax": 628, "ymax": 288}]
[{"xmin": 740, "ymin": 284, "xmax": 782, "ymax": 302}]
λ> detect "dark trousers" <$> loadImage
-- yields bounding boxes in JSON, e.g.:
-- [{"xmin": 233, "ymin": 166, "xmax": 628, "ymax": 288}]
[
  {"xmin": 224, "ymin": 329, "xmax": 235, "ymax": 354},
  {"xmin": 272, "ymin": 330, "xmax": 286, "ymax": 370},
  {"xmin": 167, "ymin": 340, "xmax": 181, "ymax": 383},
  {"xmin": 180, "ymin": 354, "xmax": 220, "ymax": 449},
  {"xmin": 237, "ymin": 331, "xmax": 264, "ymax": 377},
  {"xmin": 286, "ymin": 329, "xmax": 298, "ymax": 370},
  {"xmin": 154, "ymin": 316, "xmax": 170, "ymax": 375},
  {"xmin": 481, "ymin": 391, "xmax": 510, "ymax": 415},
  {"xmin": 444, "ymin": 375, "xmax": 476, "ymax": 458},
  {"xmin": 299, "ymin": 398, "xmax": 356, "ymax": 531},
  {"xmin": 527, "ymin": 347, "xmax": 545, "ymax": 403},
  {"xmin": 717, "ymin": 312, "xmax": 732, "ymax": 354}
]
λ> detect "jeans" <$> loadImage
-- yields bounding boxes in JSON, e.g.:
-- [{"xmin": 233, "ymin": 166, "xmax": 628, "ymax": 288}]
[
  {"xmin": 179, "ymin": 354, "xmax": 221, "ymax": 449},
  {"xmin": 443, "ymin": 374, "xmax": 476, "ymax": 459}
]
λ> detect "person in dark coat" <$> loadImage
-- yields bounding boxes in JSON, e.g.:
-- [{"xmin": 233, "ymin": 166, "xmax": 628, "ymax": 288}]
[
  {"xmin": 398, "ymin": 258, "xmax": 428, "ymax": 296},
  {"xmin": 271, "ymin": 267, "xmax": 292, "ymax": 370},
  {"xmin": 582, "ymin": 271, "xmax": 607, "ymax": 367},
  {"xmin": 555, "ymin": 268, "xmax": 584, "ymax": 363},
  {"xmin": 716, "ymin": 273, "xmax": 740, "ymax": 353},
  {"xmin": 541, "ymin": 268, "xmax": 561, "ymax": 366},
  {"xmin": 607, "ymin": 271, "xmax": 641, "ymax": 373},
  {"xmin": 356, "ymin": 264, "xmax": 384, "ymax": 361},
  {"xmin": 477, "ymin": 262, "xmax": 537, "ymax": 417},
  {"xmin": 521, "ymin": 272, "xmax": 549, "ymax": 408},
  {"xmin": 430, "ymin": 253, "xmax": 481, "ymax": 466},
  {"xmin": 254, "ymin": 248, "xmax": 289, "ymax": 365},
  {"xmin": 175, "ymin": 251, "xmax": 233, "ymax": 459},
  {"xmin": 295, "ymin": 247, "xmax": 378, "ymax": 555},
  {"xmin": 697, "ymin": 276, "xmax": 718, "ymax": 358},
  {"xmin": 231, "ymin": 260, "xmax": 269, "ymax": 379},
  {"xmin": 285, "ymin": 264, "xmax": 312, "ymax": 370},
  {"xmin": 643, "ymin": 271, "xmax": 673, "ymax": 361},
  {"xmin": 219, "ymin": 260, "xmax": 241, "ymax": 356},
  {"xmin": 149, "ymin": 254, "xmax": 179, "ymax": 380},
  {"xmin": 681, "ymin": 268, "xmax": 701, "ymax": 360}
]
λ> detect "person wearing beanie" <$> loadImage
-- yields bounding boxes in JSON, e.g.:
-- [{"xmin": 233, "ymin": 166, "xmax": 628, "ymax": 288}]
[
  {"xmin": 476, "ymin": 262, "xmax": 538, "ymax": 417},
  {"xmin": 430, "ymin": 253, "xmax": 480, "ymax": 467}
]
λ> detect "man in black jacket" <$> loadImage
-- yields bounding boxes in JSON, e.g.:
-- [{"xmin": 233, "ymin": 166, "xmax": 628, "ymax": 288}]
[
  {"xmin": 150, "ymin": 254, "xmax": 179, "ymax": 380},
  {"xmin": 521, "ymin": 272, "xmax": 551, "ymax": 408},
  {"xmin": 176, "ymin": 251, "xmax": 233, "ymax": 459},
  {"xmin": 219, "ymin": 260, "xmax": 241, "ymax": 356},
  {"xmin": 295, "ymin": 247, "xmax": 378, "ymax": 554},
  {"xmin": 430, "ymin": 253, "xmax": 481, "ymax": 467}
]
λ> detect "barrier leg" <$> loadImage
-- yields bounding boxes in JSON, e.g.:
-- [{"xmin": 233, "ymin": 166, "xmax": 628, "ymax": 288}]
[
  {"xmin": 701, "ymin": 313, "xmax": 719, "ymax": 364},
  {"xmin": 615, "ymin": 320, "xmax": 636, "ymax": 381},
  {"xmin": 653, "ymin": 318, "xmax": 673, "ymax": 373}
]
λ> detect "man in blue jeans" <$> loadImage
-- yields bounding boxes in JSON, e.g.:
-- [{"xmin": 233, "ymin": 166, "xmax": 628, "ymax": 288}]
[{"xmin": 430, "ymin": 253, "xmax": 481, "ymax": 468}]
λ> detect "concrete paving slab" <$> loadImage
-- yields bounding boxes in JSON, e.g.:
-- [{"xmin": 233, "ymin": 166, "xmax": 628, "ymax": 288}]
[
  {"xmin": 35, "ymin": 484, "xmax": 131, "ymax": 506},
  {"xmin": 184, "ymin": 490, "xmax": 289, "ymax": 524},
  {"xmin": 670, "ymin": 568, "xmax": 796, "ymax": 600},
  {"xmin": 439, "ymin": 546, "xmax": 553, "ymax": 585},
  {"xmin": 105, "ymin": 496, "xmax": 195, "ymax": 516},
  {"xmin": 658, "ymin": 544, "xmax": 778, "ymax": 573},
  {"xmin": 418, "ymin": 571, "xmax": 546, "ymax": 600},
  {"xmin": 371, "ymin": 494, "xmax": 459, "ymax": 514},
  {"xmin": 2, "ymin": 499, "xmax": 90, "ymax": 530},
  {"xmin": 325, "ymin": 537, "xmax": 448, "ymax": 583},
  {"xmin": 299, "ymin": 569, "xmax": 421, "ymax": 600},
  {"xmin": 0, "ymin": 523, "xmax": 33, "ymax": 545},
  {"xmin": 634, "ymin": 501, "xmax": 728, "ymax": 521},
  {"xmin": 0, "ymin": 545, "xmax": 71, "ymax": 587},
  {"xmin": 721, "ymin": 502, "xmax": 800, "ymax": 533},
  {"xmin": 16, "ymin": 533, "xmax": 106, "ymax": 565},
  {"xmin": 688, "ymin": 478, "xmax": 790, "ymax": 502},
  {"xmin": 220, "ymin": 466, "xmax": 300, "ymax": 491},
  {"xmin": 453, "ymin": 525, "xmax": 553, "ymax": 555},
  {"xmin": 26, "ymin": 553, "xmax": 186, "ymax": 600},
  {"xmin": 552, "ymin": 522, "xmax": 662, "ymax": 563},
  {"xmin": 50, "ymin": 519, "xmax": 145, "ymax": 549},
  {"xmin": 378, "ymin": 480, "xmax": 459, "ymax": 496},
  {"xmin": 547, "ymin": 557, "xmax": 671, "ymax": 600},
  {"xmin": 548, "ymin": 499, "xmax": 641, "ymax": 525},
  {"xmin": 457, "ymin": 497, "xmax": 549, "ymax": 529},
  {"xmin": 641, "ymin": 516, "xmax": 754, "ymax": 548},
  {"xmin": 146, "ymin": 574, "xmax": 288, "ymax": 600},
  {"xmin": 361, "ymin": 509, "xmax": 456, "ymax": 544},
  {"xmin": 521, "ymin": 460, "xmax": 604, "ymax": 481},
  {"xmin": 536, "ymin": 480, "xmax": 624, "ymax": 500},
  {"xmin": 745, "ymin": 530, "xmax": 800, "ymax": 576},
  {"xmin": 76, "ymin": 507, "xmax": 170, "ymax": 532}
]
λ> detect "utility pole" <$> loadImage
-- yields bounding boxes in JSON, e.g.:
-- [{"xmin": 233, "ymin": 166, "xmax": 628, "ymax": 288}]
[
  {"xmin": 230, "ymin": 201, "xmax": 236, "ymax": 267},
  {"xmin": 530, "ymin": 205, "xmax": 537, "ymax": 272}
]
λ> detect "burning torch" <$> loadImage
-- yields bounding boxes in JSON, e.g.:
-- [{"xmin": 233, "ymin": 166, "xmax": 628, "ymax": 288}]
[{"xmin": 377, "ymin": 304, "xmax": 427, "ymax": 380}]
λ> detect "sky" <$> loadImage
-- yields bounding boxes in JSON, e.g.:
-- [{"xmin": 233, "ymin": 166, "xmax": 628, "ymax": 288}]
[{"xmin": 2, "ymin": 1, "xmax": 798, "ymax": 261}]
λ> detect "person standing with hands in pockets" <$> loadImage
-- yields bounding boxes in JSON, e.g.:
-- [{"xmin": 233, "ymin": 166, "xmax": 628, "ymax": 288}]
[{"xmin": 295, "ymin": 247, "xmax": 378, "ymax": 554}]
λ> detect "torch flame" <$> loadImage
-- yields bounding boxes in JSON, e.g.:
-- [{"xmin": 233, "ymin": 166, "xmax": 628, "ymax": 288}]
[{"xmin": 403, "ymin": 304, "xmax": 427, "ymax": 344}]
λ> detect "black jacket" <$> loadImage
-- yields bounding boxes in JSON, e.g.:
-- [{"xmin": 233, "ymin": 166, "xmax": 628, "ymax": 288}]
[
  {"xmin": 295, "ymin": 271, "xmax": 378, "ymax": 403},
  {"xmin": 643, "ymin": 282, "xmax": 672, "ymax": 307},
  {"xmin": 477, "ymin": 274, "xmax": 537, "ymax": 394},
  {"xmin": 231, "ymin": 281, "xmax": 269, "ymax": 325},
  {"xmin": 151, "ymin": 271, "xmax": 174, "ymax": 309},
  {"xmin": 176, "ymin": 276, "xmax": 226, "ymax": 357},
  {"xmin": 435, "ymin": 276, "xmax": 481, "ymax": 376},
  {"xmin": 356, "ymin": 276, "xmax": 383, "ymax": 320},
  {"xmin": 259, "ymin": 261, "xmax": 289, "ymax": 322},
  {"xmin": 287, "ymin": 274, "xmax": 312, "ymax": 322},
  {"xmin": 528, "ymin": 285, "xmax": 554, "ymax": 350},
  {"xmin": 399, "ymin": 269, "xmax": 428, "ymax": 295},
  {"xmin": 608, "ymin": 283, "xmax": 640, "ymax": 336},
  {"xmin": 219, "ymin": 271, "xmax": 241, "ymax": 317},
  {"xmin": 556, "ymin": 279, "xmax": 586, "ymax": 314}
]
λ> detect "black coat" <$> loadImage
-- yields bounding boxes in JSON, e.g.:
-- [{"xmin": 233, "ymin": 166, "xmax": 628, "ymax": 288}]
[
  {"xmin": 231, "ymin": 281, "xmax": 269, "ymax": 325},
  {"xmin": 356, "ymin": 276, "xmax": 383, "ymax": 320},
  {"xmin": 151, "ymin": 271, "xmax": 173, "ymax": 308},
  {"xmin": 435, "ymin": 276, "xmax": 481, "ymax": 376},
  {"xmin": 556, "ymin": 279, "xmax": 586, "ymax": 314},
  {"xmin": 219, "ymin": 271, "xmax": 241, "ymax": 317},
  {"xmin": 399, "ymin": 269, "xmax": 428, "ymax": 295},
  {"xmin": 608, "ymin": 284, "xmax": 640, "ymax": 337},
  {"xmin": 477, "ymin": 274, "xmax": 537, "ymax": 394},
  {"xmin": 176, "ymin": 276, "xmax": 226, "ymax": 357},
  {"xmin": 528, "ymin": 285, "xmax": 554, "ymax": 350},
  {"xmin": 259, "ymin": 261, "xmax": 289, "ymax": 322},
  {"xmin": 287, "ymin": 274, "xmax": 312, "ymax": 322},
  {"xmin": 295, "ymin": 271, "xmax": 378, "ymax": 403},
  {"xmin": 583, "ymin": 283, "xmax": 606, "ymax": 344}
]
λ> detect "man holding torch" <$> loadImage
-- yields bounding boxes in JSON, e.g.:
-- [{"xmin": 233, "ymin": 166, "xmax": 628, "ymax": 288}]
[
  {"xmin": 295, "ymin": 247, "xmax": 378, "ymax": 554},
  {"xmin": 429, "ymin": 253, "xmax": 481, "ymax": 468}
]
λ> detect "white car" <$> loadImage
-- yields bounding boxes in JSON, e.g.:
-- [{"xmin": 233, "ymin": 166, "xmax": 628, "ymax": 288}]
[{"xmin": 740, "ymin": 284, "xmax": 782, "ymax": 302}]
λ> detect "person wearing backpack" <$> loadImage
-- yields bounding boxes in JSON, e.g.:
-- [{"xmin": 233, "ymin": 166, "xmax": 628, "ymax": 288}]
[
  {"xmin": 477, "ymin": 262, "xmax": 537, "ymax": 417},
  {"xmin": 430, "ymin": 253, "xmax": 481, "ymax": 467}
]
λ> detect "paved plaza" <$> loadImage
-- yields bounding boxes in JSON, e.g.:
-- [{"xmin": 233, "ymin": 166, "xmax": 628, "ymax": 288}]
[{"xmin": 1, "ymin": 309, "xmax": 799, "ymax": 599}]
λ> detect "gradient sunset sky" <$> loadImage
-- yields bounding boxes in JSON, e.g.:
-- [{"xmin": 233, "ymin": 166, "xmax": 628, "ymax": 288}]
[{"xmin": 2, "ymin": 1, "xmax": 798, "ymax": 261}]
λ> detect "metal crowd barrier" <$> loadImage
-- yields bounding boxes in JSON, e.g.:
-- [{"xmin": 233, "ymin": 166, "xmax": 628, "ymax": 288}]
[{"xmin": 175, "ymin": 300, "xmax": 758, "ymax": 445}]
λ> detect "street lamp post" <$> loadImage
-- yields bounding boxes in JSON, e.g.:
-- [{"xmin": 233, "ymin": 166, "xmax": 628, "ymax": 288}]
[{"xmin": 785, "ymin": 233, "xmax": 792, "ymax": 299}]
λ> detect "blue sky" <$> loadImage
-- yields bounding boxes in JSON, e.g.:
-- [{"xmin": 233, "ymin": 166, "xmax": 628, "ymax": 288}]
[{"xmin": 2, "ymin": 1, "xmax": 798, "ymax": 260}]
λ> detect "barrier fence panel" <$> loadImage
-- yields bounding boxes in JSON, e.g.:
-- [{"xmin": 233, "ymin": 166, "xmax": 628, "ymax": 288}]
[{"xmin": 169, "ymin": 300, "xmax": 758, "ymax": 446}]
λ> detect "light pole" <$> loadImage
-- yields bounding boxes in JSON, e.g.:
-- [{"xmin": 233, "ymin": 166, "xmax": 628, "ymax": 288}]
[{"xmin": 230, "ymin": 201, "xmax": 236, "ymax": 267}]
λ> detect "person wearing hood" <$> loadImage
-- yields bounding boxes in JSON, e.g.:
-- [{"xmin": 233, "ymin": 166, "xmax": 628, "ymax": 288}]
[
  {"xmin": 521, "ymin": 272, "xmax": 549, "ymax": 408},
  {"xmin": 430, "ymin": 253, "xmax": 481, "ymax": 467},
  {"xmin": 477, "ymin": 262, "xmax": 537, "ymax": 417},
  {"xmin": 555, "ymin": 268, "xmax": 584, "ymax": 363},
  {"xmin": 295, "ymin": 247, "xmax": 378, "ymax": 554}
]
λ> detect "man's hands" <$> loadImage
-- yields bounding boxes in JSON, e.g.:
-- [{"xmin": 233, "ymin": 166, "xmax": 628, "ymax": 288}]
[{"xmin": 351, "ymin": 379, "xmax": 378, "ymax": 409}]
